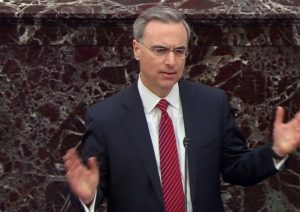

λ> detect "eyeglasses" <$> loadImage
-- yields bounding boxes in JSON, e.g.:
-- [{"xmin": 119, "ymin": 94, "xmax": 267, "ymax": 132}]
[{"xmin": 139, "ymin": 42, "xmax": 189, "ymax": 58}]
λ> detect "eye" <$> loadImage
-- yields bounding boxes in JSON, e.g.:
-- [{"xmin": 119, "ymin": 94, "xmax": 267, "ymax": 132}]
[
  {"xmin": 152, "ymin": 47, "xmax": 169, "ymax": 54},
  {"xmin": 174, "ymin": 48, "xmax": 186, "ymax": 54}
]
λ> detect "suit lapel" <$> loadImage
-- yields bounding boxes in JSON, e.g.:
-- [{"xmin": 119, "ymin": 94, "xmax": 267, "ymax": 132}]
[
  {"xmin": 179, "ymin": 80, "xmax": 206, "ymax": 206},
  {"xmin": 119, "ymin": 83, "xmax": 164, "ymax": 207}
]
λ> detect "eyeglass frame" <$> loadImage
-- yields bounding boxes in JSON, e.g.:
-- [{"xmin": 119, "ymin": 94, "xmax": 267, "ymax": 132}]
[{"xmin": 138, "ymin": 41, "xmax": 189, "ymax": 58}]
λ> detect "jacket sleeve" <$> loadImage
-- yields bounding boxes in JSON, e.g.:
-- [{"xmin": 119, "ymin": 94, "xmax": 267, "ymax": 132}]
[
  {"xmin": 220, "ymin": 93, "xmax": 279, "ymax": 186},
  {"xmin": 72, "ymin": 108, "xmax": 108, "ymax": 210}
]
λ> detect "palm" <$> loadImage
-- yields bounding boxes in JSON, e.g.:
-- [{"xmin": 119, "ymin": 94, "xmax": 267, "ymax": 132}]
[
  {"xmin": 273, "ymin": 107, "xmax": 300, "ymax": 156},
  {"xmin": 69, "ymin": 160, "xmax": 99, "ymax": 201},
  {"xmin": 64, "ymin": 149, "xmax": 99, "ymax": 204}
]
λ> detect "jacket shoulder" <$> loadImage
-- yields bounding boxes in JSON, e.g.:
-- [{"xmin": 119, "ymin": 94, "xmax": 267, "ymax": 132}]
[
  {"xmin": 87, "ymin": 84, "xmax": 136, "ymax": 117},
  {"xmin": 179, "ymin": 79, "xmax": 227, "ymax": 99}
]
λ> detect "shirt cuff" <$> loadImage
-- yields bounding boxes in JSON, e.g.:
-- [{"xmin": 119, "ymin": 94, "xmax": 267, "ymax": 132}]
[
  {"xmin": 273, "ymin": 155, "xmax": 289, "ymax": 171},
  {"xmin": 79, "ymin": 190, "xmax": 97, "ymax": 212}
]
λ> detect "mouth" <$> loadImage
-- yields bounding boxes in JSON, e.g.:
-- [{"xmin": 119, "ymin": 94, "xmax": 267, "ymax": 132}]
[{"xmin": 160, "ymin": 71, "xmax": 177, "ymax": 76}]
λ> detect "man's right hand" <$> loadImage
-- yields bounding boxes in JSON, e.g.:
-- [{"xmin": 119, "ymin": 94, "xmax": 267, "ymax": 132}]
[{"xmin": 63, "ymin": 148, "xmax": 100, "ymax": 205}]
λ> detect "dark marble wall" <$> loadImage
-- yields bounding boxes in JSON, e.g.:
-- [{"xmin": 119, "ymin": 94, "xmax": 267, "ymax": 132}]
[{"xmin": 0, "ymin": 1, "xmax": 300, "ymax": 211}]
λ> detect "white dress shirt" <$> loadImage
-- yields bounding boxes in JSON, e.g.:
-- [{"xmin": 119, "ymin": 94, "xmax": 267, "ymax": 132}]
[{"xmin": 137, "ymin": 77, "xmax": 193, "ymax": 212}]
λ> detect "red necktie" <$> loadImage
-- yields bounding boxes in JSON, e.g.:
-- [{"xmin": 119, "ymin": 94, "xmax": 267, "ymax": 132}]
[{"xmin": 157, "ymin": 99, "xmax": 184, "ymax": 212}]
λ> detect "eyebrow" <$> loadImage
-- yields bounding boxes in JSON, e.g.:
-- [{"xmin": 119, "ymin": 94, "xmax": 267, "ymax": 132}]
[{"xmin": 151, "ymin": 44, "xmax": 187, "ymax": 49}]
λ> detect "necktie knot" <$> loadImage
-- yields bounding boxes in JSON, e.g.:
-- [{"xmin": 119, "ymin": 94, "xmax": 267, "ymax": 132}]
[{"xmin": 157, "ymin": 99, "xmax": 168, "ymax": 112}]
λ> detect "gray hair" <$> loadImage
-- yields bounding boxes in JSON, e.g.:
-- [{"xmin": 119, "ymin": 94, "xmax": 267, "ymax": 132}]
[{"xmin": 133, "ymin": 6, "xmax": 191, "ymax": 42}]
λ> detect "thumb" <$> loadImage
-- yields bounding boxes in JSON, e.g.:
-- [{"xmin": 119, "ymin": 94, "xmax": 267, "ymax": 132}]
[
  {"xmin": 274, "ymin": 106, "xmax": 285, "ymax": 127},
  {"xmin": 87, "ymin": 157, "xmax": 98, "ymax": 172}
]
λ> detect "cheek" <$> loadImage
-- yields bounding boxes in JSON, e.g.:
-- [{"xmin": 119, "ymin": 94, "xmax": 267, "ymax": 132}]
[
  {"xmin": 140, "ymin": 60, "xmax": 156, "ymax": 76},
  {"xmin": 141, "ymin": 56, "xmax": 160, "ymax": 70},
  {"xmin": 178, "ymin": 62, "xmax": 186, "ymax": 72}
]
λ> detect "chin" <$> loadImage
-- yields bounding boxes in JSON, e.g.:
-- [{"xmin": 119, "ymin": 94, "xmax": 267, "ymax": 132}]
[{"xmin": 160, "ymin": 81, "xmax": 177, "ymax": 90}]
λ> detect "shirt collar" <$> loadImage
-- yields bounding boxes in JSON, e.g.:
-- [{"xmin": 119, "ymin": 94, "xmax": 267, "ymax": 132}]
[{"xmin": 137, "ymin": 76, "xmax": 180, "ymax": 114}]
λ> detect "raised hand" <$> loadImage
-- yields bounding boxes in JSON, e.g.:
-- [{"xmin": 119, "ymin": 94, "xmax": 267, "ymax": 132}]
[
  {"xmin": 63, "ymin": 148, "xmax": 99, "ymax": 205},
  {"xmin": 272, "ymin": 106, "xmax": 300, "ymax": 157}
]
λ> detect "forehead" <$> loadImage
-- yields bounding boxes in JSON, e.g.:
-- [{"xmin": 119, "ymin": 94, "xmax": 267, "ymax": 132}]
[{"xmin": 142, "ymin": 20, "xmax": 188, "ymax": 45}]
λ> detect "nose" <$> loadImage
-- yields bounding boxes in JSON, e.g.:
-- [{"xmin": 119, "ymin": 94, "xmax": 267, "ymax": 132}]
[{"xmin": 164, "ymin": 51, "xmax": 175, "ymax": 66}]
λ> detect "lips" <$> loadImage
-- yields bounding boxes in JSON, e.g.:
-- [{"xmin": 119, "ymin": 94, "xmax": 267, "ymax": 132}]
[
  {"xmin": 160, "ymin": 72, "xmax": 177, "ymax": 80},
  {"xmin": 160, "ymin": 71, "xmax": 176, "ymax": 75}
]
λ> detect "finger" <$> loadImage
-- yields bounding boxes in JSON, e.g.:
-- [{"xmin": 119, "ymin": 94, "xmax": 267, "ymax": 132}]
[
  {"xmin": 295, "ymin": 110, "xmax": 300, "ymax": 125},
  {"xmin": 64, "ymin": 156, "xmax": 81, "ymax": 172},
  {"xmin": 274, "ymin": 106, "xmax": 285, "ymax": 127},
  {"xmin": 66, "ymin": 155, "xmax": 85, "ymax": 171},
  {"xmin": 64, "ymin": 151, "xmax": 82, "ymax": 172},
  {"xmin": 63, "ymin": 148, "xmax": 77, "ymax": 161},
  {"xmin": 65, "ymin": 168, "xmax": 82, "ymax": 185},
  {"xmin": 87, "ymin": 157, "xmax": 99, "ymax": 173},
  {"xmin": 65, "ymin": 160, "xmax": 88, "ymax": 184},
  {"xmin": 289, "ymin": 110, "xmax": 300, "ymax": 131}
]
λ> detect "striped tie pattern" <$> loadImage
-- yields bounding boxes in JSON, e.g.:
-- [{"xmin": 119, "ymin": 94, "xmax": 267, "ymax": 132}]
[{"xmin": 157, "ymin": 99, "xmax": 184, "ymax": 212}]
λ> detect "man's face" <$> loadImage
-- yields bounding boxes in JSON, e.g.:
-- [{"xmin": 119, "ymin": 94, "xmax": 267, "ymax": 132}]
[{"xmin": 133, "ymin": 20, "xmax": 188, "ymax": 97}]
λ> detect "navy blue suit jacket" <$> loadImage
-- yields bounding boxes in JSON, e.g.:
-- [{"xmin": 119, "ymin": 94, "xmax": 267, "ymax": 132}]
[{"xmin": 79, "ymin": 79, "xmax": 278, "ymax": 212}]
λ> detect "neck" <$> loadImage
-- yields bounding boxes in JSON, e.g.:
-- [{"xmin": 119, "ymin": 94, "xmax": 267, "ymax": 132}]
[{"xmin": 139, "ymin": 76, "xmax": 171, "ymax": 98}]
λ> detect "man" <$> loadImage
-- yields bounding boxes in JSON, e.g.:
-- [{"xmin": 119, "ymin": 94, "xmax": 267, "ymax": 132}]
[{"xmin": 63, "ymin": 6, "xmax": 300, "ymax": 212}]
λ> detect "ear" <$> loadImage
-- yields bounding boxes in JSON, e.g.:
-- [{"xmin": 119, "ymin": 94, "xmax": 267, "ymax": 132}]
[{"xmin": 132, "ymin": 39, "xmax": 140, "ymax": 60}]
